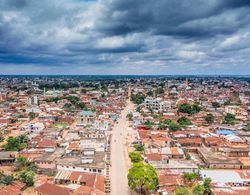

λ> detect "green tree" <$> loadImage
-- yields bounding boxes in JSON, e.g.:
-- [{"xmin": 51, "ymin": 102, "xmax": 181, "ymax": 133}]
[
  {"xmin": 128, "ymin": 163, "xmax": 158, "ymax": 194},
  {"xmin": 129, "ymin": 152, "xmax": 143, "ymax": 163},
  {"xmin": 19, "ymin": 170, "xmax": 35, "ymax": 186},
  {"xmin": 212, "ymin": 102, "xmax": 220, "ymax": 109},
  {"xmin": 178, "ymin": 103, "xmax": 193, "ymax": 115},
  {"xmin": 203, "ymin": 178, "xmax": 212, "ymax": 194},
  {"xmin": 0, "ymin": 175, "xmax": 14, "ymax": 185},
  {"xmin": 205, "ymin": 113, "xmax": 214, "ymax": 124},
  {"xmin": 174, "ymin": 187, "xmax": 192, "ymax": 195},
  {"xmin": 178, "ymin": 103, "xmax": 201, "ymax": 115},
  {"xmin": 127, "ymin": 113, "xmax": 133, "ymax": 121},
  {"xmin": 224, "ymin": 113, "xmax": 236, "ymax": 125},
  {"xmin": 158, "ymin": 122, "xmax": 167, "ymax": 130},
  {"xmin": 192, "ymin": 103, "xmax": 202, "ymax": 114},
  {"xmin": 63, "ymin": 103, "xmax": 72, "ymax": 110},
  {"xmin": 131, "ymin": 93, "xmax": 146, "ymax": 104},
  {"xmin": 168, "ymin": 121, "xmax": 181, "ymax": 132},
  {"xmin": 28, "ymin": 112, "xmax": 36, "ymax": 120},
  {"xmin": 185, "ymin": 153, "xmax": 191, "ymax": 160},
  {"xmin": 144, "ymin": 121, "xmax": 154, "ymax": 129},
  {"xmin": 177, "ymin": 117, "xmax": 192, "ymax": 126},
  {"xmin": 183, "ymin": 172, "xmax": 199, "ymax": 183},
  {"xmin": 76, "ymin": 102, "xmax": 86, "ymax": 109},
  {"xmin": 192, "ymin": 183, "xmax": 205, "ymax": 195},
  {"xmin": 134, "ymin": 144, "xmax": 144, "ymax": 152},
  {"xmin": 17, "ymin": 135, "xmax": 29, "ymax": 144},
  {"xmin": 14, "ymin": 156, "xmax": 36, "ymax": 172},
  {"xmin": 4, "ymin": 135, "xmax": 29, "ymax": 151}
]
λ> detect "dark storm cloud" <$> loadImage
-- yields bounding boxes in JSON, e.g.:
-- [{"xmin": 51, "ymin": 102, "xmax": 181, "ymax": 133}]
[
  {"xmin": 7, "ymin": 0, "xmax": 29, "ymax": 8},
  {"xmin": 97, "ymin": 0, "xmax": 250, "ymax": 38},
  {"xmin": 0, "ymin": 0, "xmax": 250, "ymax": 74}
]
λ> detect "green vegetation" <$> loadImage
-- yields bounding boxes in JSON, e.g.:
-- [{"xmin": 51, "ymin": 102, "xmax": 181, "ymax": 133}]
[
  {"xmin": 204, "ymin": 113, "xmax": 214, "ymax": 124},
  {"xmin": 126, "ymin": 113, "xmax": 133, "ymax": 121},
  {"xmin": 39, "ymin": 81, "xmax": 80, "ymax": 90},
  {"xmin": 174, "ymin": 187, "xmax": 192, "ymax": 195},
  {"xmin": 203, "ymin": 178, "xmax": 212, "ymax": 194},
  {"xmin": 223, "ymin": 113, "xmax": 236, "ymax": 125},
  {"xmin": 134, "ymin": 144, "xmax": 144, "ymax": 152},
  {"xmin": 47, "ymin": 96, "xmax": 87, "ymax": 110},
  {"xmin": 0, "ymin": 175, "xmax": 14, "ymax": 185},
  {"xmin": 131, "ymin": 93, "xmax": 146, "ymax": 104},
  {"xmin": 212, "ymin": 102, "xmax": 220, "ymax": 109},
  {"xmin": 185, "ymin": 153, "xmax": 191, "ymax": 160},
  {"xmin": 158, "ymin": 122, "xmax": 168, "ymax": 130},
  {"xmin": 129, "ymin": 152, "xmax": 143, "ymax": 163},
  {"xmin": 183, "ymin": 172, "xmax": 199, "ymax": 183},
  {"xmin": 28, "ymin": 112, "xmax": 36, "ymax": 120},
  {"xmin": 128, "ymin": 162, "xmax": 158, "ymax": 194},
  {"xmin": 4, "ymin": 135, "xmax": 29, "ymax": 151},
  {"xmin": 178, "ymin": 103, "xmax": 202, "ymax": 115},
  {"xmin": 144, "ymin": 120, "xmax": 154, "ymax": 129},
  {"xmin": 168, "ymin": 121, "xmax": 182, "ymax": 132},
  {"xmin": 155, "ymin": 87, "xmax": 164, "ymax": 95},
  {"xmin": 224, "ymin": 100, "xmax": 231, "ymax": 106},
  {"xmin": 19, "ymin": 170, "xmax": 35, "ymax": 186},
  {"xmin": 192, "ymin": 183, "xmax": 205, "ymax": 195},
  {"xmin": 177, "ymin": 117, "xmax": 192, "ymax": 126},
  {"xmin": 14, "ymin": 156, "xmax": 36, "ymax": 172},
  {"xmin": 46, "ymin": 97, "xmax": 60, "ymax": 103},
  {"xmin": 173, "ymin": 174, "xmax": 211, "ymax": 195}
]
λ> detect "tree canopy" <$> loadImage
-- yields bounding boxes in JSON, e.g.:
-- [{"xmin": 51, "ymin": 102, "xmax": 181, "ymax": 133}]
[
  {"xmin": 131, "ymin": 93, "xmax": 146, "ymax": 104},
  {"xmin": 168, "ymin": 121, "xmax": 182, "ymax": 132},
  {"xmin": 129, "ymin": 152, "xmax": 143, "ymax": 163},
  {"xmin": 212, "ymin": 102, "xmax": 220, "ymax": 109},
  {"xmin": 128, "ymin": 162, "xmax": 158, "ymax": 193},
  {"xmin": 224, "ymin": 113, "xmax": 236, "ymax": 125},
  {"xmin": 205, "ymin": 113, "xmax": 214, "ymax": 124},
  {"xmin": 4, "ymin": 135, "xmax": 29, "ymax": 151},
  {"xmin": 178, "ymin": 103, "xmax": 202, "ymax": 115},
  {"xmin": 134, "ymin": 144, "xmax": 144, "ymax": 152},
  {"xmin": 177, "ymin": 117, "xmax": 192, "ymax": 126}
]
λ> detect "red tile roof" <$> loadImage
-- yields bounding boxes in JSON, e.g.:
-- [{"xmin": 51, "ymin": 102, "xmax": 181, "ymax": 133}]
[{"xmin": 35, "ymin": 183, "xmax": 71, "ymax": 195}]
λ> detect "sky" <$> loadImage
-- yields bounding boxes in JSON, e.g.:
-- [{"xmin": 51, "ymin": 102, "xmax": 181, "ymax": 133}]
[{"xmin": 0, "ymin": 0, "xmax": 250, "ymax": 75}]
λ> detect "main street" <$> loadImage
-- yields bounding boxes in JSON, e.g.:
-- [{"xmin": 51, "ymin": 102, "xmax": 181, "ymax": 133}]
[{"xmin": 110, "ymin": 100, "xmax": 134, "ymax": 195}]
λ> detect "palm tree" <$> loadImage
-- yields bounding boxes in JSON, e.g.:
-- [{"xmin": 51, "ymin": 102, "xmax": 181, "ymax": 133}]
[{"xmin": 1, "ymin": 175, "xmax": 14, "ymax": 185}]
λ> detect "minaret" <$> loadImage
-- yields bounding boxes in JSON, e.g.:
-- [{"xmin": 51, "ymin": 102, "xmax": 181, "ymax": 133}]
[{"xmin": 43, "ymin": 88, "xmax": 46, "ymax": 97}]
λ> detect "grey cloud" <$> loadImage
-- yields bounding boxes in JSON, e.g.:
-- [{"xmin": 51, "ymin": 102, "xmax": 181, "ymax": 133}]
[{"xmin": 0, "ymin": 0, "xmax": 250, "ymax": 74}]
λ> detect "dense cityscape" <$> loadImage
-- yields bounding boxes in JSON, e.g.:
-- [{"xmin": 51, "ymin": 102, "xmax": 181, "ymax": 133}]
[
  {"xmin": 0, "ymin": 76, "xmax": 248, "ymax": 194},
  {"xmin": 1, "ymin": 0, "xmax": 250, "ymax": 194}
]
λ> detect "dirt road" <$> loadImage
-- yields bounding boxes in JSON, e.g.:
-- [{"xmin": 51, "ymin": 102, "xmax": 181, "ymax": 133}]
[{"xmin": 110, "ymin": 100, "xmax": 134, "ymax": 195}]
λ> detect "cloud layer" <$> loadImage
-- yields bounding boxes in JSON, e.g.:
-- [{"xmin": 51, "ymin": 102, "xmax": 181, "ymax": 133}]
[{"xmin": 0, "ymin": 0, "xmax": 250, "ymax": 74}]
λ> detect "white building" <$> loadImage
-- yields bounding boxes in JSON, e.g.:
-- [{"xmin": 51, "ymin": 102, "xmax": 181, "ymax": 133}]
[
  {"xmin": 27, "ymin": 96, "xmax": 38, "ymax": 105},
  {"xmin": 144, "ymin": 97, "xmax": 172, "ymax": 112}
]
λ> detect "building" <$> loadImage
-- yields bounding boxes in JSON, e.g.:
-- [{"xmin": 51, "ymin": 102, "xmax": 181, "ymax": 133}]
[
  {"xmin": 77, "ymin": 111, "xmax": 96, "ymax": 126},
  {"xmin": 27, "ymin": 96, "xmax": 38, "ymax": 105}
]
